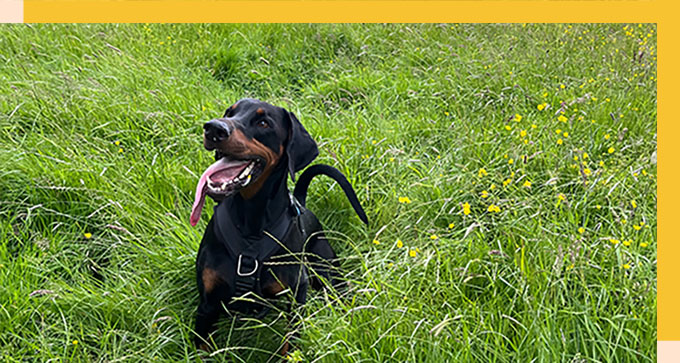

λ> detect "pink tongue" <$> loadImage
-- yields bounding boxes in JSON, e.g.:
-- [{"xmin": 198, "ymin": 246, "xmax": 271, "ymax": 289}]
[{"xmin": 189, "ymin": 158, "xmax": 245, "ymax": 226}]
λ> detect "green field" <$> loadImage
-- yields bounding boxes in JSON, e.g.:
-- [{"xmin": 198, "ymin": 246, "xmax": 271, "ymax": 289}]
[{"xmin": 0, "ymin": 24, "xmax": 656, "ymax": 362}]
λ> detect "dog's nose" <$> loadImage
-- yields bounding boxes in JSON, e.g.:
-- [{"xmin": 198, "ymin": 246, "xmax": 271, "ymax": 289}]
[{"xmin": 204, "ymin": 120, "xmax": 231, "ymax": 145}]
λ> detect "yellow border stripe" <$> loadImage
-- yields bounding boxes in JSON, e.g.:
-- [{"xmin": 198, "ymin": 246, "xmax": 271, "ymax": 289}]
[{"xmin": 24, "ymin": 1, "xmax": 659, "ymax": 23}]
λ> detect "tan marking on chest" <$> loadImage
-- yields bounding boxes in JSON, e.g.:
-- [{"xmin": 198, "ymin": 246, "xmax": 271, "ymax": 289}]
[{"xmin": 202, "ymin": 268, "xmax": 222, "ymax": 293}]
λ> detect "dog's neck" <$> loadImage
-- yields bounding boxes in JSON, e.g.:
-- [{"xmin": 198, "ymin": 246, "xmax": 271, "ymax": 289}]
[{"xmin": 226, "ymin": 164, "xmax": 290, "ymax": 237}]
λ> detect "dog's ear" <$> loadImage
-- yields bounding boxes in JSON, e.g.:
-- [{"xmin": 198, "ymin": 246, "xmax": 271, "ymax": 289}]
[{"xmin": 284, "ymin": 110, "xmax": 318, "ymax": 182}]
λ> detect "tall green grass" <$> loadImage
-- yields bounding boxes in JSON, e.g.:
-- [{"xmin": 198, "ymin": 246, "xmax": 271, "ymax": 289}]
[{"xmin": 0, "ymin": 23, "xmax": 656, "ymax": 362}]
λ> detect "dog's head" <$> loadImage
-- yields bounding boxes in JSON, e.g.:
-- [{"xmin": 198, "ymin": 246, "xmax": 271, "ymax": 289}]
[{"xmin": 190, "ymin": 98, "xmax": 318, "ymax": 226}]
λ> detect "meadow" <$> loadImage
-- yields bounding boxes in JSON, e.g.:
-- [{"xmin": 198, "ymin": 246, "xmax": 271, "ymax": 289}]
[{"xmin": 0, "ymin": 23, "xmax": 656, "ymax": 362}]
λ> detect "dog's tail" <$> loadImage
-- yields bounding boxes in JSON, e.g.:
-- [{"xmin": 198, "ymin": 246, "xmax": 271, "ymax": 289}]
[{"xmin": 293, "ymin": 164, "xmax": 369, "ymax": 226}]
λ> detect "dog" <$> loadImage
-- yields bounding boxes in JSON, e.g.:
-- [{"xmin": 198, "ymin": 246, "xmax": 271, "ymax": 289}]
[{"xmin": 189, "ymin": 98, "xmax": 368, "ymax": 355}]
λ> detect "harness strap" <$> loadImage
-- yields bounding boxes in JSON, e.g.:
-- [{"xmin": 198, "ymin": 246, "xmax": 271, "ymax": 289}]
[{"xmin": 213, "ymin": 193, "xmax": 305, "ymax": 300}]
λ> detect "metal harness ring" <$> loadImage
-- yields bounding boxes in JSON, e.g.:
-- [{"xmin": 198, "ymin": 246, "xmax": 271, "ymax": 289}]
[{"xmin": 236, "ymin": 255, "xmax": 258, "ymax": 277}]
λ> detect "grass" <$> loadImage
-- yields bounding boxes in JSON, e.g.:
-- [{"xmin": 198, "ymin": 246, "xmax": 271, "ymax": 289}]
[{"xmin": 0, "ymin": 23, "xmax": 656, "ymax": 362}]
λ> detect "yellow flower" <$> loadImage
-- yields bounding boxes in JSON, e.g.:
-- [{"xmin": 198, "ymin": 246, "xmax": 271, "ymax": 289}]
[
  {"xmin": 596, "ymin": 205, "xmax": 601, "ymax": 209},
  {"xmin": 490, "ymin": 184, "xmax": 496, "ymax": 190},
  {"xmin": 519, "ymin": 130, "xmax": 527, "ymax": 138},
  {"xmin": 72, "ymin": 340, "xmax": 78, "ymax": 345},
  {"xmin": 478, "ymin": 168, "xmax": 488, "ymax": 177},
  {"xmin": 631, "ymin": 200, "xmax": 637, "ymax": 209},
  {"xmin": 398, "ymin": 196, "xmax": 412, "ymax": 204},
  {"xmin": 623, "ymin": 240, "xmax": 632, "ymax": 246},
  {"xmin": 557, "ymin": 115, "xmax": 568, "ymax": 122},
  {"xmin": 508, "ymin": 158, "xmax": 514, "ymax": 165},
  {"xmin": 372, "ymin": 140, "xmax": 377, "ymax": 145},
  {"xmin": 578, "ymin": 227, "xmax": 585, "ymax": 234},
  {"xmin": 505, "ymin": 125, "xmax": 512, "ymax": 131},
  {"xmin": 487, "ymin": 204, "xmax": 501, "ymax": 213},
  {"xmin": 481, "ymin": 190, "xmax": 489, "ymax": 198},
  {"xmin": 556, "ymin": 129, "xmax": 562, "ymax": 134},
  {"xmin": 583, "ymin": 152, "xmax": 589, "ymax": 159},
  {"xmin": 557, "ymin": 138, "xmax": 563, "ymax": 145},
  {"xmin": 557, "ymin": 194, "xmax": 566, "ymax": 201},
  {"xmin": 537, "ymin": 103, "xmax": 546, "ymax": 111},
  {"xmin": 114, "ymin": 140, "xmax": 121, "ymax": 146},
  {"xmin": 430, "ymin": 234, "xmax": 438, "ymax": 240},
  {"xmin": 372, "ymin": 239, "xmax": 380, "ymax": 245},
  {"xmin": 640, "ymin": 242, "xmax": 649, "ymax": 248},
  {"xmin": 583, "ymin": 168, "xmax": 592, "ymax": 176},
  {"xmin": 621, "ymin": 219, "xmax": 627, "ymax": 224},
  {"xmin": 84, "ymin": 233, "xmax": 92, "ymax": 239},
  {"xmin": 409, "ymin": 249, "xmax": 417, "ymax": 257},
  {"xmin": 531, "ymin": 124, "xmax": 537, "ymax": 129},
  {"xmin": 396, "ymin": 239, "xmax": 404, "ymax": 248},
  {"xmin": 622, "ymin": 264, "xmax": 631, "ymax": 269},
  {"xmin": 573, "ymin": 155, "xmax": 578, "ymax": 161},
  {"xmin": 462, "ymin": 202, "xmax": 471, "ymax": 215},
  {"xmin": 604, "ymin": 133, "xmax": 610, "ymax": 140},
  {"xmin": 503, "ymin": 178, "xmax": 512, "ymax": 187},
  {"xmin": 448, "ymin": 223, "xmax": 454, "ymax": 229},
  {"xmin": 522, "ymin": 180, "xmax": 531, "ymax": 188},
  {"xmin": 118, "ymin": 148, "xmax": 124, "ymax": 153},
  {"xmin": 609, "ymin": 239, "xmax": 620, "ymax": 245},
  {"xmin": 563, "ymin": 132, "xmax": 569, "ymax": 137},
  {"xmin": 599, "ymin": 161, "xmax": 605, "ymax": 167},
  {"xmin": 608, "ymin": 147, "xmax": 615, "ymax": 154},
  {"xmin": 514, "ymin": 114, "xmax": 523, "ymax": 122},
  {"xmin": 560, "ymin": 84, "xmax": 566, "ymax": 89}
]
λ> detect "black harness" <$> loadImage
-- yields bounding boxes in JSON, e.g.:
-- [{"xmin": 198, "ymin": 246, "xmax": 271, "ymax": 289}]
[{"xmin": 212, "ymin": 193, "xmax": 308, "ymax": 310}]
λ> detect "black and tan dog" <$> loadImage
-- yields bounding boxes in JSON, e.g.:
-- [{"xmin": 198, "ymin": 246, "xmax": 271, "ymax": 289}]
[{"xmin": 189, "ymin": 98, "xmax": 368, "ymax": 354}]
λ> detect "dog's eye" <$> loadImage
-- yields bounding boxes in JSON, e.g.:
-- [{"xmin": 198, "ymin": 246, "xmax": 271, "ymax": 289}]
[{"xmin": 258, "ymin": 120, "xmax": 269, "ymax": 128}]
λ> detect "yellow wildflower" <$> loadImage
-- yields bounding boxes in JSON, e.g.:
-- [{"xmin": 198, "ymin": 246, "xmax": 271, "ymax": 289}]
[
  {"xmin": 609, "ymin": 239, "xmax": 620, "ymax": 245},
  {"xmin": 523, "ymin": 180, "xmax": 531, "ymax": 188},
  {"xmin": 537, "ymin": 103, "xmax": 546, "ymax": 111},
  {"xmin": 622, "ymin": 264, "xmax": 631, "ymax": 269},
  {"xmin": 398, "ymin": 196, "xmax": 412, "ymax": 204},
  {"xmin": 640, "ymin": 242, "xmax": 649, "ymax": 248},
  {"xmin": 396, "ymin": 239, "xmax": 404, "ymax": 248},
  {"xmin": 409, "ymin": 249, "xmax": 417, "ymax": 257},
  {"xmin": 631, "ymin": 200, "xmax": 637, "ymax": 209},
  {"xmin": 72, "ymin": 340, "xmax": 78, "ymax": 345},
  {"xmin": 563, "ymin": 132, "xmax": 569, "ymax": 137},
  {"xmin": 84, "ymin": 233, "xmax": 92, "ymax": 239},
  {"xmin": 505, "ymin": 125, "xmax": 512, "ymax": 131},
  {"xmin": 478, "ymin": 168, "xmax": 488, "ymax": 177},
  {"xmin": 583, "ymin": 168, "xmax": 592, "ymax": 176},
  {"xmin": 514, "ymin": 114, "xmax": 523, "ymax": 122},
  {"xmin": 519, "ymin": 130, "xmax": 527, "ymax": 138},
  {"xmin": 623, "ymin": 240, "xmax": 632, "ymax": 246},
  {"xmin": 503, "ymin": 178, "xmax": 512, "ymax": 187},
  {"xmin": 430, "ymin": 234, "xmax": 438, "ymax": 240},
  {"xmin": 481, "ymin": 190, "xmax": 489, "ymax": 198},
  {"xmin": 608, "ymin": 147, "xmax": 615, "ymax": 154},
  {"xmin": 508, "ymin": 158, "xmax": 514, "ymax": 165},
  {"xmin": 558, "ymin": 115, "xmax": 568, "ymax": 122},
  {"xmin": 462, "ymin": 202, "xmax": 471, "ymax": 215},
  {"xmin": 372, "ymin": 239, "xmax": 380, "ymax": 245},
  {"xmin": 448, "ymin": 223, "xmax": 454, "ymax": 229},
  {"xmin": 557, "ymin": 139, "xmax": 563, "ymax": 145},
  {"xmin": 487, "ymin": 204, "xmax": 501, "ymax": 213},
  {"xmin": 604, "ymin": 133, "xmax": 610, "ymax": 140},
  {"xmin": 578, "ymin": 227, "xmax": 585, "ymax": 234},
  {"xmin": 531, "ymin": 124, "xmax": 537, "ymax": 129}
]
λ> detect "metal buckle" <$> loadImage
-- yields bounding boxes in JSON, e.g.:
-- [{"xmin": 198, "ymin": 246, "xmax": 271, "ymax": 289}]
[{"xmin": 236, "ymin": 255, "xmax": 258, "ymax": 277}]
